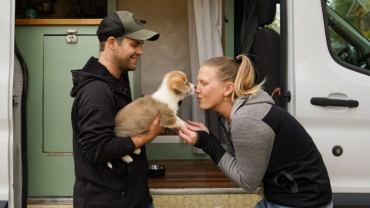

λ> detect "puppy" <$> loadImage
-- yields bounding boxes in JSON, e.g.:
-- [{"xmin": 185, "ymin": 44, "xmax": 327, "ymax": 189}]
[{"xmin": 107, "ymin": 71, "xmax": 195, "ymax": 168}]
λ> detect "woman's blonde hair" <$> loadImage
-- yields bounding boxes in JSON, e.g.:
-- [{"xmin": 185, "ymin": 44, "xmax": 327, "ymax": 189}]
[{"xmin": 202, "ymin": 54, "xmax": 264, "ymax": 102}]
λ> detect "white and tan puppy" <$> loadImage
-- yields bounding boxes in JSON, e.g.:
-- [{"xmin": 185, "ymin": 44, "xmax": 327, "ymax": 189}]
[{"xmin": 107, "ymin": 71, "xmax": 195, "ymax": 168}]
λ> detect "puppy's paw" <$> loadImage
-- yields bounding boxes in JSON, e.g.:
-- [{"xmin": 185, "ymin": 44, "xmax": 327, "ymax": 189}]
[
  {"xmin": 133, "ymin": 148, "xmax": 141, "ymax": 155},
  {"xmin": 107, "ymin": 162, "xmax": 113, "ymax": 169},
  {"xmin": 178, "ymin": 119, "xmax": 186, "ymax": 128},
  {"xmin": 122, "ymin": 155, "xmax": 133, "ymax": 163}
]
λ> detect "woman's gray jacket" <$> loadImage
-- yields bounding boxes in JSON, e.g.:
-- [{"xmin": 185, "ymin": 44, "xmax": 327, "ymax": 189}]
[{"xmin": 194, "ymin": 90, "xmax": 332, "ymax": 207}]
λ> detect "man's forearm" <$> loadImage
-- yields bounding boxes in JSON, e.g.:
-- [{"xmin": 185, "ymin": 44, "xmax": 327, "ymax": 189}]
[{"xmin": 131, "ymin": 131, "xmax": 156, "ymax": 149}]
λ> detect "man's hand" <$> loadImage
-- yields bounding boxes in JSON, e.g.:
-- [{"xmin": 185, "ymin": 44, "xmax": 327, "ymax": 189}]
[
  {"xmin": 148, "ymin": 114, "xmax": 164, "ymax": 137},
  {"xmin": 131, "ymin": 114, "xmax": 164, "ymax": 149}
]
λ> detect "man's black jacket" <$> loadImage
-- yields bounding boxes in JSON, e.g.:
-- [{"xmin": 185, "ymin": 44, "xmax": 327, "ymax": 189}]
[{"xmin": 71, "ymin": 57, "xmax": 152, "ymax": 208}]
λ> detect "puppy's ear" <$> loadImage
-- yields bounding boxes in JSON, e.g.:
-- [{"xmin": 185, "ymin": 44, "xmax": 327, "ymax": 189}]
[{"xmin": 170, "ymin": 77, "xmax": 188, "ymax": 95}]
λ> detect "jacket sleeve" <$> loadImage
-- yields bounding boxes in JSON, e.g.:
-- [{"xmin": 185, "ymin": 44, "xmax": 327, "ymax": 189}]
[
  {"xmin": 194, "ymin": 131, "xmax": 226, "ymax": 164},
  {"xmin": 217, "ymin": 117, "xmax": 275, "ymax": 192},
  {"xmin": 76, "ymin": 80, "xmax": 135, "ymax": 164}
]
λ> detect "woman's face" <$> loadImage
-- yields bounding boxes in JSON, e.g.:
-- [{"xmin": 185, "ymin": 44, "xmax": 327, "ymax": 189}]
[{"xmin": 196, "ymin": 65, "xmax": 226, "ymax": 110}]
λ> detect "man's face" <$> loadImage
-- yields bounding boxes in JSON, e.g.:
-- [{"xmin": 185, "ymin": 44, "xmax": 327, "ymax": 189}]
[{"xmin": 112, "ymin": 37, "xmax": 144, "ymax": 72}]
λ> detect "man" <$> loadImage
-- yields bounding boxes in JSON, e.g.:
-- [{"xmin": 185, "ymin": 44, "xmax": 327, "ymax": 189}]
[{"xmin": 70, "ymin": 11, "xmax": 163, "ymax": 207}]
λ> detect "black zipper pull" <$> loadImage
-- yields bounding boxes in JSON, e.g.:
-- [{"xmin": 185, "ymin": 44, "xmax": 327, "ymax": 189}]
[{"xmin": 122, "ymin": 192, "xmax": 125, "ymax": 200}]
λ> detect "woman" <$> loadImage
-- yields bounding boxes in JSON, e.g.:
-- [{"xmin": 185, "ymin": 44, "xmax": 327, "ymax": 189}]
[{"xmin": 178, "ymin": 55, "xmax": 333, "ymax": 208}]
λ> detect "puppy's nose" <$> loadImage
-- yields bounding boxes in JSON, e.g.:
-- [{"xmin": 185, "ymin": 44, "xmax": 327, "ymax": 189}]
[{"xmin": 194, "ymin": 85, "xmax": 197, "ymax": 90}]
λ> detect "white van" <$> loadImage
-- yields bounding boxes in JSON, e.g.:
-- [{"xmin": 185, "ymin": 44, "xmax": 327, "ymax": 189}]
[
  {"xmin": 1, "ymin": 0, "xmax": 370, "ymax": 207},
  {"xmin": 1, "ymin": 1, "xmax": 15, "ymax": 207}
]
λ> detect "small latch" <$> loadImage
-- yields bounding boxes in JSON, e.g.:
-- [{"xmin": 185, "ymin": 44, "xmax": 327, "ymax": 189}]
[
  {"xmin": 46, "ymin": 152, "xmax": 73, "ymax": 156},
  {"xmin": 13, "ymin": 95, "xmax": 20, "ymax": 107},
  {"xmin": 66, "ymin": 30, "xmax": 77, "ymax": 44}
]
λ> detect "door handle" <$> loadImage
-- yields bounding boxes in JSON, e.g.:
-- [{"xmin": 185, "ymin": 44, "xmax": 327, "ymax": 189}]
[{"xmin": 310, "ymin": 97, "xmax": 359, "ymax": 108}]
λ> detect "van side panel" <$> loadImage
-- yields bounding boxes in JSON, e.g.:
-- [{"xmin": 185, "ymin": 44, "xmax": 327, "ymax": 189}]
[
  {"xmin": 291, "ymin": 0, "xmax": 370, "ymax": 194},
  {"xmin": 0, "ymin": 0, "xmax": 15, "ymax": 207}
]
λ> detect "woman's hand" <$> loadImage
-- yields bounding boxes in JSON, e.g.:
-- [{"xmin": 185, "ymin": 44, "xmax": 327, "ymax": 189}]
[
  {"xmin": 178, "ymin": 121, "xmax": 209, "ymax": 145},
  {"xmin": 185, "ymin": 120, "xmax": 209, "ymax": 134},
  {"xmin": 178, "ymin": 124, "xmax": 198, "ymax": 146}
]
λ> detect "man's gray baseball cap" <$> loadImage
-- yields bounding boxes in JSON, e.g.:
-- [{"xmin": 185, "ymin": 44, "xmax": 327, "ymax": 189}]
[{"xmin": 96, "ymin": 11, "xmax": 159, "ymax": 42}]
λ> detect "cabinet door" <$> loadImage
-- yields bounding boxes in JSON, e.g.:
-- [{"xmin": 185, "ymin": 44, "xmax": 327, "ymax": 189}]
[
  {"xmin": 15, "ymin": 26, "xmax": 100, "ymax": 196},
  {"xmin": 43, "ymin": 35, "xmax": 99, "ymax": 152}
]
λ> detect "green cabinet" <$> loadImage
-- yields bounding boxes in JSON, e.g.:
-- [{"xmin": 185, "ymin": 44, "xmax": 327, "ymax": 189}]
[
  {"xmin": 43, "ymin": 35, "xmax": 98, "ymax": 152},
  {"xmin": 16, "ymin": 25, "xmax": 100, "ymax": 196}
]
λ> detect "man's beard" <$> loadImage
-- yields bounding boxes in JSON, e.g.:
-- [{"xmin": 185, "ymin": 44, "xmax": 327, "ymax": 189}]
[{"xmin": 113, "ymin": 51, "xmax": 136, "ymax": 72}]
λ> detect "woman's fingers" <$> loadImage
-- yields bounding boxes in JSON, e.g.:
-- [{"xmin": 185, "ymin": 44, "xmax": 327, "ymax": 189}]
[
  {"xmin": 186, "ymin": 120, "xmax": 209, "ymax": 133},
  {"xmin": 178, "ymin": 130, "xmax": 190, "ymax": 144},
  {"xmin": 187, "ymin": 120, "xmax": 202, "ymax": 127},
  {"xmin": 178, "ymin": 126, "xmax": 196, "ymax": 145},
  {"xmin": 180, "ymin": 125, "xmax": 194, "ymax": 138},
  {"xmin": 184, "ymin": 123, "xmax": 200, "ymax": 131}
]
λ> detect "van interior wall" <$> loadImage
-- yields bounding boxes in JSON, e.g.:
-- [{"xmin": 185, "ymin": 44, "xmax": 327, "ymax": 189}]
[
  {"xmin": 118, "ymin": 0, "xmax": 192, "ymax": 122},
  {"xmin": 117, "ymin": 0, "xmax": 190, "ymax": 96}
]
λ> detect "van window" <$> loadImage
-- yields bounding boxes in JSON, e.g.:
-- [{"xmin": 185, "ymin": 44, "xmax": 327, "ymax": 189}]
[
  {"xmin": 325, "ymin": 0, "xmax": 370, "ymax": 71},
  {"xmin": 269, "ymin": 4, "xmax": 280, "ymax": 34}
]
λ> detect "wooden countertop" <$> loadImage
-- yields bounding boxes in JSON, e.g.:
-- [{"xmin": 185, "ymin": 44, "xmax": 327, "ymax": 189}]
[
  {"xmin": 15, "ymin": 19, "xmax": 102, "ymax": 25},
  {"xmin": 147, "ymin": 160, "xmax": 239, "ymax": 189}
]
